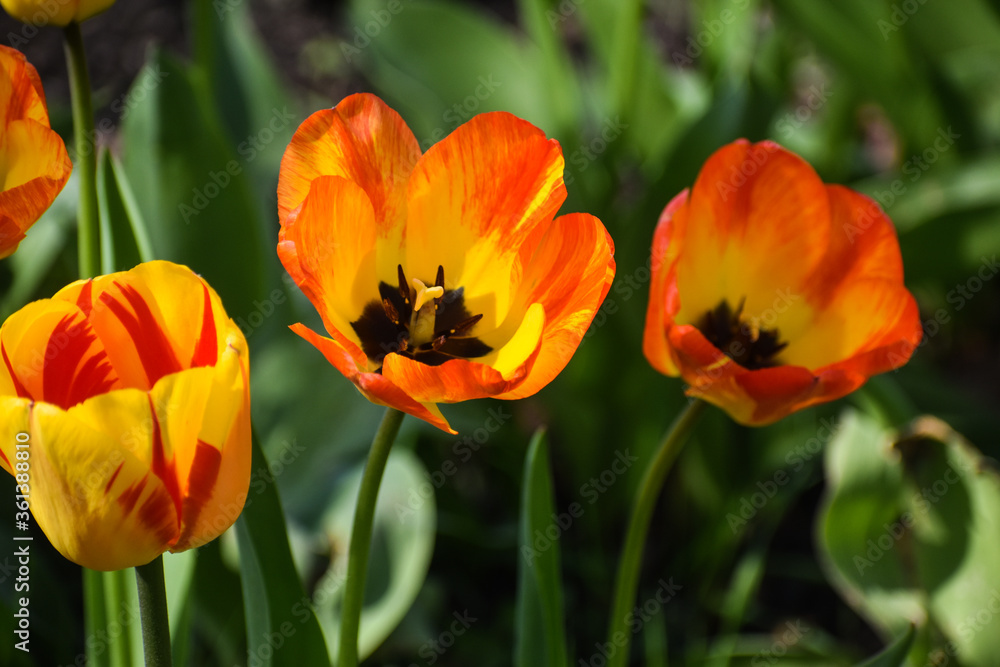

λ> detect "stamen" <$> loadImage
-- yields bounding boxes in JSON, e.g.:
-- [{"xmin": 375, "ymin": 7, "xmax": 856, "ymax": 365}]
[
  {"xmin": 351, "ymin": 264, "xmax": 493, "ymax": 367},
  {"xmin": 397, "ymin": 265, "xmax": 410, "ymax": 306},
  {"xmin": 412, "ymin": 279, "xmax": 445, "ymax": 313}
]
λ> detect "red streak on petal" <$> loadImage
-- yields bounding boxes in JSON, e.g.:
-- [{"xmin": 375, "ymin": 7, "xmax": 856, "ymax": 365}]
[
  {"xmin": 43, "ymin": 315, "xmax": 117, "ymax": 410},
  {"xmin": 0, "ymin": 448, "xmax": 10, "ymax": 469},
  {"xmin": 1, "ymin": 341, "xmax": 31, "ymax": 400},
  {"xmin": 117, "ymin": 474, "xmax": 148, "ymax": 514},
  {"xmin": 138, "ymin": 489, "xmax": 179, "ymax": 548},
  {"xmin": 175, "ymin": 440, "xmax": 222, "ymax": 547},
  {"xmin": 147, "ymin": 396, "xmax": 182, "ymax": 523},
  {"xmin": 104, "ymin": 462, "xmax": 124, "ymax": 495},
  {"xmin": 76, "ymin": 279, "xmax": 93, "ymax": 317},
  {"xmin": 189, "ymin": 284, "xmax": 218, "ymax": 368},
  {"xmin": 100, "ymin": 282, "xmax": 183, "ymax": 386}
]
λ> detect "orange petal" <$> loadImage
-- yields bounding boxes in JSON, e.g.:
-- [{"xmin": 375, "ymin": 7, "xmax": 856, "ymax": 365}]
[
  {"xmin": 673, "ymin": 140, "xmax": 829, "ymax": 329},
  {"xmin": 382, "ymin": 353, "xmax": 520, "ymax": 404},
  {"xmin": 493, "ymin": 212, "xmax": 616, "ymax": 399},
  {"xmin": 404, "ymin": 111, "xmax": 566, "ymax": 325},
  {"xmin": 277, "ymin": 92, "xmax": 420, "ymax": 232},
  {"xmin": 643, "ymin": 189, "xmax": 689, "ymax": 377},
  {"xmin": 0, "ymin": 120, "xmax": 72, "ymax": 258},
  {"xmin": 0, "ymin": 45, "xmax": 49, "ymax": 126},
  {"xmin": 290, "ymin": 323, "xmax": 454, "ymax": 433},
  {"xmin": 277, "ymin": 175, "xmax": 382, "ymax": 363}
]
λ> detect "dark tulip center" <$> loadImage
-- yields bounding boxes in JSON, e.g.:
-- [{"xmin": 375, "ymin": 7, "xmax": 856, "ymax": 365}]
[
  {"xmin": 351, "ymin": 264, "xmax": 492, "ymax": 369},
  {"xmin": 695, "ymin": 298, "xmax": 788, "ymax": 370}
]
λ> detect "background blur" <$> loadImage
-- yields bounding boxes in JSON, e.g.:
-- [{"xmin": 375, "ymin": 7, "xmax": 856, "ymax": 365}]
[{"xmin": 2, "ymin": 0, "xmax": 1000, "ymax": 665}]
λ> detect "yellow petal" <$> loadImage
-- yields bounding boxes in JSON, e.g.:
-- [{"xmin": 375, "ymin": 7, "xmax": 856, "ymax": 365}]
[{"xmin": 27, "ymin": 397, "xmax": 178, "ymax": 571}]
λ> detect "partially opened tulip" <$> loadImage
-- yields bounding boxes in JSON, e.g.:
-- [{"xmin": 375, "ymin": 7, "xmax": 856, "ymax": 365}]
[
  {"xmin": 0, "ymin": 261, "xmax": 250, "ymax": 571},
  {"xmin": 1, "ymin": 0, "xmax": 115, "ymax": 26},
  {"xmin": 0, "ymin": 44, "xmax": 72, "ymax": 259},
  {"xmin": 277, "ymin": 93, "xmax": 616, "ymax": 433},
  {"xmin": 643, "ymin": 139, "xmax": 922, "ymax": 425}
]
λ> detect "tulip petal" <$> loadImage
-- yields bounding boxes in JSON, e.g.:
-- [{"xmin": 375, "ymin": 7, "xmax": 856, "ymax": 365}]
[
  {"xmin": 0, "ymin": 120, "xmax": 72, "ymax": 259},
  {"xmin": 494, "ymin": 212, "xmax": 616, "ymax": 399},
  {"xmin": 148, "ymin": 334, "xmax": 251, "ymax": 552},
  {"xmin": 277, "ymin": 92, "xmax": 420, "ymax": 232},
  {"xmin": 277, "ymin": 175, "xmax": 381, "ymax": 362},
  {"xmin": 405, "ymin": 111, "xmax": 566, "ymax": 328},
  {"xmin": 673, "ymin": 140, "xmax": 829, "ymax": 330},
  {"xmin": 290, "ymin": 323, "xmax": 455, "ymax": 433},
  {"xmin": 0, "ymin": 299, "xmax": 119, "ymax": 409},
  {"xmin": 643, "ymin": 190, "xmax": 688, "ymax": 377},
  {"xmin": 75, "ymin": 261, "xmax": 232, "ymax": 389},
  {"xmin": 0, "ymin": 45, "xmax": 48, "ymax": 126},
  {"xmin": 26, "ymin": 396, "xmax": 179, "ymax": 571}
]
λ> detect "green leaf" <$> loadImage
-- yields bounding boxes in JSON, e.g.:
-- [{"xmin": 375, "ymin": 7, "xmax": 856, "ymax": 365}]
[
  {"xmin": 118, "ymin": 51, "xmax": 268, "ymax": 320},
  {"xmin": 309, "ymin": 446, "xmax": 436, "ymax": 661},
  {"xmin": 855, "ymin": 623, "xmax": 915, "ymax": 667},
  {"xmin": 97, "ymin": 149, "xmax": 153, "ymax": 272},
  {"xmin": 235, "ymin": 431, "xmax": 329, "ymax": 666},
  {"xmin": 351, "ymin": 0, "xmax": 558, "ymax": 138},
  {"xmin": 818, "ymin": 410, "xmax": 1000, "ymax": 666},
  {"xmin": 514, "ymin": 429, "xmax": 569, "ymax": 667}
]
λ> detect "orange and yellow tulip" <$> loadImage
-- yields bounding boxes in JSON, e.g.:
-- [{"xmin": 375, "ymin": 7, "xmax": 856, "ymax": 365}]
[
  {"xmin": 1, "ymin": 0, "xmax": 114, "ymax": 26},
  {"xmin": 0, "ymin": 44, "xmax": 71, "ymax": 259},
  {"xmin": 0, "ymin": 261, "xmax": 250, "ymax": 571},
  {"xmin": 643, "ymin": 140, "xmax": 922, "ymax": 425},
  {"xmin": 277, "ymin": 93, "xmax": 615, "ymax": 433}
]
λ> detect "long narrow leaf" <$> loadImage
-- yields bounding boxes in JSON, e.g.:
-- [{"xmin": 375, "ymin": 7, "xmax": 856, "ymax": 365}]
[
  {"xmin": 235, "ymin": 431, "xmax": 329, "ymax": 666},
  {"xmin": 515, "ymin": 429, "xmax": 569, "ymax": 667}
]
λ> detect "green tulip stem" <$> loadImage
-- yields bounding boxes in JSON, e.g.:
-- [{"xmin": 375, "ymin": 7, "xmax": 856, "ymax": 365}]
[
  {"xmin": 63, "ymin": 21, "xmax": 100, "ymax": 279},
  {"xmin": 606, "ymin": 399, "xmax": 706, "ymax": 667},
  {"xmin": 337, "ymin": 407, "xmax": 406, "ymax": 667},
  {"xmin": 135, "ymin": 556, "xmax": 173, "ymax": 667}
]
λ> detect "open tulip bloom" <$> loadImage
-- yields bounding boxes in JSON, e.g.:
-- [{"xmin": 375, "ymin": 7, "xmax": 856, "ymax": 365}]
[
  {"xmin": 643, "ymin": 139, "xmax": 922, "ymax": 425},
  {"xmin": 0, "ymin": 261, "xmax": 250, "ymax": 571},
  {"xmin": 604, "ymin": 140, "xmax": 923, "ymax": 667},
  {"xmin": 0, "ymin": 45, "xmax": 72, "ymax": 259},
  {"xmin": 277, "ymin": 93, "xmax": 616, "ymax": 433}
]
